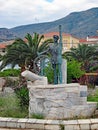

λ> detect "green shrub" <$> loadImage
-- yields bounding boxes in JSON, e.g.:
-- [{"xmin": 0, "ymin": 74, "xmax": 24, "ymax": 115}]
[
  {"xmin": 15, "ymin": 86, "xmax": 29, "ymax": 109},
  {"xmin": 0, "ymin": 69, "xmax": 20, "ymax": 77},
  {"xmin": 44, "ymin": 63, "xmax": 54, "ymax": 84},
  {"xmin": 0, "ymin": 95, "xmax": 28, "ymax": 118},
  {"xmin": 67, "ymin": 60, "xmax": 85, "ymax": 83},
  {"xmin": 44, "ymin": 60, "xmax": 85, "ymax": 84},
  {"xmin": 87, "ymin": 89, "xmax": 98, "ymax": 102},
  {"xmin": 31, "ymin": 113, "xmax": 44, "ymax": 119}
]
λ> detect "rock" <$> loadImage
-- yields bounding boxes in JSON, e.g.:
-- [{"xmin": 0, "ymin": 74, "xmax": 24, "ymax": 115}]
[{"xmin": 0, "ymin": 78, "xmax": 6, "ymax": 91}]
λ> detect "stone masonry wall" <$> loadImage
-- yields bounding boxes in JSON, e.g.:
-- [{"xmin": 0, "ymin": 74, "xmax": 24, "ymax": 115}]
[{"xmin": 28, "ymin": 82, "xmax": 97, "ymax": 119}]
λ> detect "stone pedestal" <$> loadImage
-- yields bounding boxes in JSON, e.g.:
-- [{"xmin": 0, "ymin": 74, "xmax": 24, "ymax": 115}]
[
  {"xmin": 28, "ymin": 83, "xmax": 97, "ymax": 119},
  {"xmin": 61, "ymin": 59, "xmax": 67, "ymax": 84}
]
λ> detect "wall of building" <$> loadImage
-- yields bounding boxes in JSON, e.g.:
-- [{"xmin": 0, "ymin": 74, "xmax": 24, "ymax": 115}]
[
  {"xmin": 42, "ymin": 32, "xmax": 79, "ymax": 52},
  {"xmin": 63, "ymin": 35, "xmax": 79, "ymax": 51}
]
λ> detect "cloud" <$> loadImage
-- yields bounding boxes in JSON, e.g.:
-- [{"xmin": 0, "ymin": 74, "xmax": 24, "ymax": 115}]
[{"xmin": 0, "ymin": 0, "xmax": 98, "ymax": 28}]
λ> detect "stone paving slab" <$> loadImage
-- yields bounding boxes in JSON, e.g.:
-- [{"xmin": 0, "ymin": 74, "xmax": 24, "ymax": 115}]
[{"xmin": 1, "ymin": 117, "xmax": 98, "ymax": 130}]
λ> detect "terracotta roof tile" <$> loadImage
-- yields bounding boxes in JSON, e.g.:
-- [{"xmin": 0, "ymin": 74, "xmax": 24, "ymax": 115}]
[
  {"xmin": 79, "ymin": 38, "xmax": 98, "ymax": 44},
  {"xmin": 43, "ymin": 32, "xmax": 71, "ymax": 37},
  {"xmin": 79, "ymin": 39, "xmax": 87, "ymax": 42},
  {"xmin": 0, "ymin": 44, "xmax": 6, "ymax": 49},
  {"xmin": 89, "ymin": 36, "xmax": 98, "ymax": 38}
]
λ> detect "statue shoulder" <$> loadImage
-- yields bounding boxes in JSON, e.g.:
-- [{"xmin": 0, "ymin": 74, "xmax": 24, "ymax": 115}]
[{"xmin": 49, "ymin": 43, "xmax": 55, "ymax": 49}]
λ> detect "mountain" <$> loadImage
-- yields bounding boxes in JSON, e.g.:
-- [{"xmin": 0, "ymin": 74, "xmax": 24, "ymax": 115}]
[
  {"xmin": 0, "ymin": 7, "xmax": 98, "ymax": 41},
  {"xmin": 0, "ymin": 28, "xmax": 17, "ymax": 42}
]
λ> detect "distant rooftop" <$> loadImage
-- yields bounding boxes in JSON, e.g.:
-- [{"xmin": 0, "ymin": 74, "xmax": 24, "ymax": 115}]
[{"xmin": 43, "ymin": 32, "xmax": 71, "ymax": 37}]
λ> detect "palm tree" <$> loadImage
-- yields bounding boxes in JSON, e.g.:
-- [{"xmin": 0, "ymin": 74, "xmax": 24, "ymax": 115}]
[
  {"xmin": 0, "ymin": 33, "xmax": 53, "ymax": 73},
  {"xmin": 0, "ymin": 40, "xmax": 32, "ymax": 72},
  {"xmin": 63, "ymin": 44, "xmax": 96, "ymax": 72}
]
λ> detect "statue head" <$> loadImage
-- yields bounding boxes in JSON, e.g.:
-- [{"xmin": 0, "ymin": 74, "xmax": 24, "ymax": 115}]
[{"xmin": 53, "ymin": 35, "xmax": 59, "ymax": 43}]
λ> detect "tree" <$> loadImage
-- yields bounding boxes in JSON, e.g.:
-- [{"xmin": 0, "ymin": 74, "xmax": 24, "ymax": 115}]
[
  {"xmin": 63, "ymin": 44, "xmax": 96, "ymax": 72},
  {"xmin": 0, "ymin": 33, "xmax": 53, "ymax": 73},
  {"xmin": 67, "ymin": 59, "xmax": 85, "ymax": 83}
]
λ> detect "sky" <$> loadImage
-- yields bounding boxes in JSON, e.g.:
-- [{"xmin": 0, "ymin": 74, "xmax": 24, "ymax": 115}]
[{"xmin": 0, "ymin": 0, "xmax": 98, "ymax": 28}]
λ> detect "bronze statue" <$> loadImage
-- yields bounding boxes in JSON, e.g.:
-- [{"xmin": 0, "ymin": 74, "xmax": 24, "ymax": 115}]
[
  {"xmin": 49, "ymin": 35, "xmax": 62, "ymax": 84},
  {"xmin": 36, "ymin": 32, "xmax": 62, "ymax": 84}
]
